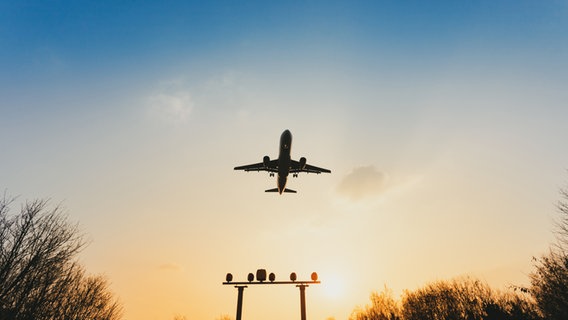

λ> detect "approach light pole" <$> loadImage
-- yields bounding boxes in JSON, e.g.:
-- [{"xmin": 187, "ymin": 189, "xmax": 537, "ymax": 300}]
[
  {"xmin": 223, "ymin": 269, "xmax": 320, "ymax": 320},
  {"xmin": 235, "ymin": 285, "xmax": 246, "ymax": 320}
]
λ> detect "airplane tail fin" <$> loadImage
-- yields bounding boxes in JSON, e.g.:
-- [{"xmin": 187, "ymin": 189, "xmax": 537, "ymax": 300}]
[{"xmin": 265, "ymin": 188, "xmax": 297, "ymax": 194}]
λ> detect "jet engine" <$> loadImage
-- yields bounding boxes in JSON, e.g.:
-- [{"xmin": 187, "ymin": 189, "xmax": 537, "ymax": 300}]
[
  {"xmin": 299, "ymin": 157, "xmax": 307, "ymax": 170},
  {"xmin": 263, "ymin": 156, "xmax": 270, "ymax": 168}
]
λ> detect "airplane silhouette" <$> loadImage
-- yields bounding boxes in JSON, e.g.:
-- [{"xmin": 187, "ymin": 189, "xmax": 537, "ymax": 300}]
[{"xmin": 234, "ymin": 129, "xmax": 331, "ymax": 194}]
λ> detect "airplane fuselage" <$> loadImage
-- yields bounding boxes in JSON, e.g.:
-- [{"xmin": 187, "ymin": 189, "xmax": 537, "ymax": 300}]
[
  {"xmin": 233, "ymin": 129, "xmax": 330, "ymax": 194},
  {"xmin": 277, "ymin": 129, "xmax": 293, "ymax": 193}
]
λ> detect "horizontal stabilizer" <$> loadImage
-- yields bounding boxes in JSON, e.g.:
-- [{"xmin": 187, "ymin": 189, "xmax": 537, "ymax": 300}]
[{"xmin": 264, "ymin": 188, "xmax": 297, "ymax": 194}]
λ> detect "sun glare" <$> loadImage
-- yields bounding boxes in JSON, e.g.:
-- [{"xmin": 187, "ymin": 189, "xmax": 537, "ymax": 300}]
[{"xmin": 321, "ymin": 273, "xmax": 345, "ymax": 299}]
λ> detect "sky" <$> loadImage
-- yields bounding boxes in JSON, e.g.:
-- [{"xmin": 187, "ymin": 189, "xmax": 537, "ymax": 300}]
[{"xmin": 2, "ymin": 0, "xmax": 568, "ymax": 319}]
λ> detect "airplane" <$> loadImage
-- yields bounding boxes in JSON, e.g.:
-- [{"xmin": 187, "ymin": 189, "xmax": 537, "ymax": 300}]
[{"xmin": 234, "ymin": 129, "xmax": 331, "ymax": 194}]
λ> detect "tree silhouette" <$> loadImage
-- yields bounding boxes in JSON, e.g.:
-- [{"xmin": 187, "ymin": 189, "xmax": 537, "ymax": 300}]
[
  {"xmin": 352, "ymin": 277, "xmax": 539, "ymax": 320},
  {"xmin": 402, "ymin": 277, "xmax": 491, "ymax": 320},
  {"xmin": 350, "ymin": 286, "xmax": 401, "ymax": 320},
  {"xmin": 529, "ymin": 183, "xmax": 568, "ymax": 320},
  {"xmin": 0, "ymin": 196, "xmax": 122, "ymax": 320}
]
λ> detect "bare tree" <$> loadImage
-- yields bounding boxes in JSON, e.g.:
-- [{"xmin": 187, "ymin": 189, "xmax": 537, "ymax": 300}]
[
  {"xmin": 556, "ymin": 186, "xmax": 568, "ymax": 250},
  {"xmin": 350, "ymin": 286, "xmax": 401, "ymax": 320},
  {"xmin": 352, "ymin": 277, "xmax": 539, "ymax": 320},
  {"xmin": 401, "ymin": 277, "xmax": 539, "ymax": 320},
  {"xmin": 401, "ymin": 277, "xmax": 490, "ymax": 320},
  {"xmin": 529, "ymin": 182, "xmax": 568, "ymax": 320},
  {"xmin": 0, "ymin": 196, "xmax": 122, "ymax": 320}
]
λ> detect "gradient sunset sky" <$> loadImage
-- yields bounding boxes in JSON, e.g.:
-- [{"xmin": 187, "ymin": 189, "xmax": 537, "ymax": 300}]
[{"xmin": 2, "ymin": 1, "xmax": 568, "ymax": 319}]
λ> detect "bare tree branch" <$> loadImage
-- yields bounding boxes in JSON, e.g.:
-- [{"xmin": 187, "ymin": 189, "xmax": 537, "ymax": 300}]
[{"xmin": 0, "ymin": 197, "xmax": 122, "ymax": 320}]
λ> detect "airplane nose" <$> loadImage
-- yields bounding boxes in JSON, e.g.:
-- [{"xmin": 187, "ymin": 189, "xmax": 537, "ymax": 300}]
[{"xmin": 282, "ymin": 129, "xmax": 292, "ymax": 141}]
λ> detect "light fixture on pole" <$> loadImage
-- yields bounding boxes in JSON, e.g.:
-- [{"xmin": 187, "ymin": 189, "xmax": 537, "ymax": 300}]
[{"xmin": 223, "ymin": 269, "xmax": 320, "ymax": 320}]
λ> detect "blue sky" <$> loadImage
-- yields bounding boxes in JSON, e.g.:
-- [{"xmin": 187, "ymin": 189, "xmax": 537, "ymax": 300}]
[
  {"xmin": 2, "ymin": 1, "xmax": 568, "ymax": 319},
  {"xmin": 3, "ymin": 1, "xmax": 565, "ymax": 73}
]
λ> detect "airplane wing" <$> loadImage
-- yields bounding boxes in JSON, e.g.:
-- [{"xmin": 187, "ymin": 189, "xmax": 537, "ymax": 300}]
[
  {"xmin": 290, "ymin": 160, "xmax": 331, "ymax": 174},
  {"xmin": 234, "ymin": 160, "xmax": 278, "ymax": 173}
]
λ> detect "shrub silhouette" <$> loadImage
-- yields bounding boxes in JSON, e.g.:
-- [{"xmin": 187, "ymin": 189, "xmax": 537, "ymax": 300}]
[
  {"xmin": 352, "ymin": 277, "xmax": 539, "ymax": 320},
  {"xmin": 350, "ymin": 286, "xmax": 401, "ymax": 320}
]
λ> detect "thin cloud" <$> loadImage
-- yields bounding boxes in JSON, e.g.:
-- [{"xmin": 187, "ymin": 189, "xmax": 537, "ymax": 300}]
[
  {"xmin": 147, "ymin": 79, "xmax": 194, "ymax": 124},
  {"xmin": 337, "ymin": 166, "xmax": 389, "ymax": 200},
  {"xmin": 157, "ymin": 262, "xmax": 183, "ymax": 272}
]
